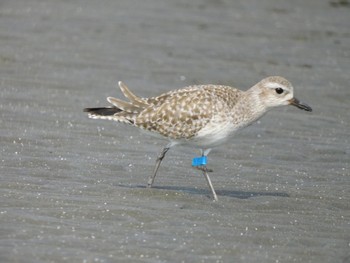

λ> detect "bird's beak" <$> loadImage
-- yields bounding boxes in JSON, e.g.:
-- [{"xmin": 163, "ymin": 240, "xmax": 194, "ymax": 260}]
[{"xmin": 288, "ymin": 98, "xmax": 312, "ymax": 112}]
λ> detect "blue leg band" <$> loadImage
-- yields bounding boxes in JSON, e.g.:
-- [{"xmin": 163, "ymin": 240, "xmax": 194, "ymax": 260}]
[{"xmin": 192, "ymin": 156, "xmax": 207, "ymax": 166}]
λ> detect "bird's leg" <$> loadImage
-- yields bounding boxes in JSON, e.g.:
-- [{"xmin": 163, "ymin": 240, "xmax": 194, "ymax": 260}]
[
  {"xmin": 147, "ymin": 145, "xmax": 171, "ymax": 187},
  {"xmin": 192, "ymin": 150, "xmax": 217, "ymax": 201},
  {"xmin": 196, "ymin": 165, "xmax": 218, "ymax": 201}
]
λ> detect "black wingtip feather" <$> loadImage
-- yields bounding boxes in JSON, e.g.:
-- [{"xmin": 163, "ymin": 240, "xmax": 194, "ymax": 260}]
[{"xmin": 83, "ymin": 107, "xmax": 122, "ymax": 116}]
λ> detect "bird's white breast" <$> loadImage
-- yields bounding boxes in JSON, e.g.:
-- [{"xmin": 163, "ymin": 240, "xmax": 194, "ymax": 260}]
[{"xmin": 190, "ymin": 117, "xmax": 237, "ymax": 147}]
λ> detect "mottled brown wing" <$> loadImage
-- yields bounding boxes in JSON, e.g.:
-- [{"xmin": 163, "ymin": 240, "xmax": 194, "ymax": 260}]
[
  {"xmin": 135, "ymin": 87, "xmax": 214, "ymax": 139},
  {"xmin": 144, "ymin": 86, "xmax": 201, "ymax": 107}
]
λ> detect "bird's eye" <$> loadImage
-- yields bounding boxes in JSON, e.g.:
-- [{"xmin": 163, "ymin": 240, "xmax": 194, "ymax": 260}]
[{"xmin": 275, "ymin": 87, "xmax": 284, "ymax": 94}]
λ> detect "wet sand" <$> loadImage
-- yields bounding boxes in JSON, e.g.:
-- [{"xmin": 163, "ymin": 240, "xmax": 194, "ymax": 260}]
[{"xmin": 1, "ymin": 0, "xmax": 349, "ymax": 262}]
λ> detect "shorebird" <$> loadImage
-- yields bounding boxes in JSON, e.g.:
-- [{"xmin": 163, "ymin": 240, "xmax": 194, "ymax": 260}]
[{"xmin": 84, "ymin": 76, "xmax": 312, "ymax": 201}]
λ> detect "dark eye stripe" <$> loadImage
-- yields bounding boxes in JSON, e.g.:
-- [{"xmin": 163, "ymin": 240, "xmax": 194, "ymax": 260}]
[{"xmin": 275, "ymin": 87, "xmax": 284, "ymax": 94}]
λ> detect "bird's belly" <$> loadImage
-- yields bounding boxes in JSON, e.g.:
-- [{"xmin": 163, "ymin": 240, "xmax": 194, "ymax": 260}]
[{"xmin": 190, "ymin": 121, "xmax": 237, "ymax": 148}]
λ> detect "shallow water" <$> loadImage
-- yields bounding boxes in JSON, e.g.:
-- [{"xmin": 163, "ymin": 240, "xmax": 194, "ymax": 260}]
[{"xmin": 1, "ymin": 0, "xmax": 349, "ymax": 262}]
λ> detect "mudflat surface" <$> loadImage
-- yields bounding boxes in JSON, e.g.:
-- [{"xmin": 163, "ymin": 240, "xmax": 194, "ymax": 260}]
[{"xmin": 1, "ymin": 0, "xmax": 349, "ymax": 262}]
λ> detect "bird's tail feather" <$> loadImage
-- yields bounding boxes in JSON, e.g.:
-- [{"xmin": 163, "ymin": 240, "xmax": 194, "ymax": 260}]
[
  {"xmin": 84, "ymin": 81, "xmax": 146, "ymax": 125},
  {"xmin": 84, "ymin": 107, "xmax": 134, "ymax": 124}
]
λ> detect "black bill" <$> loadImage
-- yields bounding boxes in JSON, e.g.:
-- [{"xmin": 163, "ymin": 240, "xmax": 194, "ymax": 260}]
[{"xmin": 289, "ymin": 98, "xmax": 312, "ymax": 112}]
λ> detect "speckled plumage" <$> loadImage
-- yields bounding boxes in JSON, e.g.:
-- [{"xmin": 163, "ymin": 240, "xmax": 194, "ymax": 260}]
[
  {"xmin": 86, "ymin": 83, "xmax": 248, "ymax": 144},
  {"xmin": 84, "ymin": 76, "xmax": 312, "ymax": 200}
]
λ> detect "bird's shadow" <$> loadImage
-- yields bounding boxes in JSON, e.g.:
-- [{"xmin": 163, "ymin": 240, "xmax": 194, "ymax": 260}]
[{"xmin": 117, "ymin": 184, "xmax": 289, "ymax": 199}]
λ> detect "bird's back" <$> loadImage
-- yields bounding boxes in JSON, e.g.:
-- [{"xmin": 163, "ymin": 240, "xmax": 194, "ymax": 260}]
[{"xmin": 135, "ymin": 85, "xmax": 243, "ymax": 140}]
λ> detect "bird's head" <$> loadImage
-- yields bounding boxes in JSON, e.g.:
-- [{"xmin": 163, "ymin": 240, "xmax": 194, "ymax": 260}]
[{"xmin": 255, "ymin": 76, "xmax": 312, "ymax": 112}]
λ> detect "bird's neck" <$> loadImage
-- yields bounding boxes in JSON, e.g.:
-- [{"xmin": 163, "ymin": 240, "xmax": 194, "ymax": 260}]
[{"xmin": 232, "ymin": 89, "xmax": 268, "ymax": 128}]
